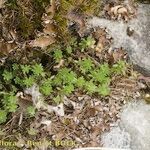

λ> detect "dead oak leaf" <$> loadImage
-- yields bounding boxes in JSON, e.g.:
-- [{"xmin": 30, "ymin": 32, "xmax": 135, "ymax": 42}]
[
  {"xmin": 0, "ymin": 40, "xmax": 17, "ymax": 56},
  {"xmin": 43, "ymin": 23, "xmax": 56, "ymax": 35},
  {"xmin": 93, "ymin": 28, "xmax": 108, "ymax": 53},
  {"xmin": 110, "ymin": 5, "xmax": 129, "ymax": 21},
  {"xmin": 53, "ymin": 59, "xmax": 64, "ymax": 69},
  {"xmin": 67, "ymin": 11, "xmax": 86, "ymax": 36},
  {"xmin": 29, "ymin": 35, "xmax": 55, "ymax": 49}
]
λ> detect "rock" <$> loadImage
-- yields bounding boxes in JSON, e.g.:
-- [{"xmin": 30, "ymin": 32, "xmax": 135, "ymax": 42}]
[
  {"xmin": 101, "ymin": 100, "xmax": 150, "ymax": 150},
  {"xmin": 120, "ymin": 100, "xmax": 150, "ymax": 150},
  {"xmin": 102, "ymin": 126, "xmax": 131, "ymax": 149},
  {"xmin": 88, "ymin": 4, "xmax": 150, "ymax": 76}
]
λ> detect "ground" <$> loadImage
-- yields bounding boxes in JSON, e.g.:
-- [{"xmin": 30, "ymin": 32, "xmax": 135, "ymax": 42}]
[{"xmin": 0, "ymin": 0, "xmax": 149, "ymax": 150}]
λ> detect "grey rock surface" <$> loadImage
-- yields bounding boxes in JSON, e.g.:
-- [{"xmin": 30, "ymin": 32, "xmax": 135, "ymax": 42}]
[
  {"xmin": 102, "ymin": 126, "xmax": 131, "ymax": 149},
  {"xmin": 101, "ymin": 100, "xmax": 150, "ymax": 150},
  {"xmin": 120, "ymin": 100, "xmax": 150, "ymax": 150},
  {"xmin": 88, "ymin": 4, "xmax": 150, "ymax": 75}
]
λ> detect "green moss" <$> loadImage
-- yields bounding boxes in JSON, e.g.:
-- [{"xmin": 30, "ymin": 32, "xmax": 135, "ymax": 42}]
[
  {"xmin": 6, "ymin": 0, "xmax": 50, "ymax": 40},
  {"xmin": 51, "ymin": 0, "xmax": 101, "ymax": 44},
  {"xmin": 5, "ymin": 0, "xmax": 101, "ymax": 42}
]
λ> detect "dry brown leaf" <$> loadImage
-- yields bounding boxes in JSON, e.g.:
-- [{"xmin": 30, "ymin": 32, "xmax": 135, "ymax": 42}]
[
  {"xmin": 45, "ymin": 0, "xmax": 56, "ymax": 18},
  {"xmin": 91, "ymin": 126, "xmax": 101, "ymax": 138},
  {"xmin": 93, "ymin": 28, "xmax": 108, "ymax": 53},
  {"xmin": 0, "ymin": 0, "xmax": 5, "ymax": 8},
  {"xmin": 111, "ymin": 5, "xmax": 123, "ymax": 16},
  {"xmin": 29, "ymin": 35, "xmax": 55, "ymax": 48},
  {"xmin": 67, "ymin": 12, "xmax": 85, "ymax": 28},
  {"xmin": 110, "ymin": 5, "xmax": 129, "ymax": 21},
  {"xmin": 15, "ymin": 138, "xmax": 25, "ymax": 148},
  {"xmin": 87, "ymin": 107, "xmax": 97, "ymax": 117},
  {"xmin": 117, "ymin": 7, "xmax": 128, "ymax": 14},
  {"xmin": 53, "ymin": 131, "xmax": 65, "ymax": 140},
  {"xmin": 95, "ymin": 40, "xmax": 104, "ymax": 53},
  {"xmin": 86, "ymin": 140, "xmax": 100, "ymax": 147},
  {"xmin": 16, "ymin": 92, "xmax": 33, "ymax": 111},
  {"xmin": 47, "ymin": 103, "xmax": 65, "ymax": 117},
  {"xmin": 112, "ymin": 48, "xmax": 127, "ymax": 62},
  {"xmin": 67, "ymin": 11, "xmax": 86, "ymax": 36},
  {"xmin": 43, "ymin": 23, "xmax": 56, "ymax": 35},
  {"xmin": 42, "ymin": 0, "xmax": 56, "ymax": 24},
  {"xmin": 0, "ymin": 40, "xmax": 17, "ymax": 56},
  {"xmin": 53, "ymin": 59, "xmax": 64, "ymax": 69}
]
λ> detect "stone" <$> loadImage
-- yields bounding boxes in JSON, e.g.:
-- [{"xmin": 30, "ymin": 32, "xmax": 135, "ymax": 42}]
[
  {"xmin": 120, "ymin": 100, "xmax": 150, "ymax": 150},
  {"xmin": 88, "ymin": 4, "xmax": 150, "ymax": 76},
  {"xmin": 101, "ymin": 100, "xmax": 150, "ymax": 150}
]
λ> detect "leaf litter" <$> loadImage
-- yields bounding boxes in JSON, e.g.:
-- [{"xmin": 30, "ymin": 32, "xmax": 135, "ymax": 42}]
[{"xmin": 0, "ymin": 0, "xmax": 148, "ymax": 150}]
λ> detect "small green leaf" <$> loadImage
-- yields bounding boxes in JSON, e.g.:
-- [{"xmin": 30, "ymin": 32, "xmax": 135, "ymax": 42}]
[
  {"xmin": 112, "ymin": 60, "xmax": 127, "ymax": 75},
  {"xmin": 53, "ymin": 95, "xmax": 62, "ymax": 104},
  {"xmin": 79, "ymin": 58, "xmax": 94, "ymax": 73},
  {"xmin": 85, "ymin": 81, "xmax": 97, "ymax": 94},
  {"xmin": 26, "ymin": 106, "xmax": 36, "ymax": 117},
  {"xmin": 53, "ymin": 49, "xmax": 63, "ymax": 62},
  {"xmin": 76, "ymin": 77, "xmax": 85, "ymax": 88},
  {"xmin": 79, "ymin": 36, "xmax": 95, "ymax": 52},
  {"xmin": 14, "ymin": 76, "xmax": 24, "ymax": 86},
  {"xmin": 3, "ymin": 93, "xmax": 18, "ymax": 112},
  {"xmin": 99, "ymin": 63, "xmax": 110, "ymax": 76},
  {"xmin": 40, "ymin": 79, "xmax": 53, "ymax": 96},
  {"xmin": 3, "ymin": 70, "xmax": 13, "ymax": 81},
  {"xmin": 0, "ymin": 110, "xmax": 7, "ymax": 124},
  {"xmin": 32, "ymin": 64, "xmax": 45, "ymax": 76},
  {"xmin": 66, "ymin": 46, "xmax": 72, "ymax": 54},
  {"xmin": 57, "ymin": 68, "xmax": 77, "ymax": 84},
  {"xmin": 98, "ymin": 84, "xmax": 110, "ymax": 96},
  {"xmin": 21, "ymin": 65, "xmax": 31, "ymax": 74},
  {"xmin": 12, "ymin": 63, "xmax": 19, "ymax": 70},
  {"xmin": 62, "ymin": 84, "xmax": 74, "ymax": 95},
  {"xmin": 23, "ymin": 76, "xmax": 35, "ymax": 87}
]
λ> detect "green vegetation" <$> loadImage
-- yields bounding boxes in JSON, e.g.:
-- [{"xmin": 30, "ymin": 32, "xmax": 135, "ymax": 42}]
[
  {"xmin": 5, "ymin": 0, "xmax": 101, "ymax": 43},
  {"xmin": 52, "ymin": 0, "xmax": 101, "ymax": 41},
  {"xmin": 6, "ymin": 0, "xmax": 50, "ymax": 40},
  {"xmin": 0, "ymin": 36, "xmax": 127, "ymax": 124}
]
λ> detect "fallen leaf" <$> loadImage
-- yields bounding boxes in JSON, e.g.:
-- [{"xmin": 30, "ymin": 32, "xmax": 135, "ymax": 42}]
[
  {"xmin": 0, "ymin": 40, "xmax": 17, "ymax": 56},
  {"xmin": 45, "ymin": 0, "xmax": 56, "ymax": 18},
  {"xmin": 93, "ymin": 28, "xmax": 108, "ymax": 53},
  {"xmin": 95, "ymin": 40, "xmax": 104, "ymax": 53},
  {"xmin": 112, "ymin": 48, "xmax": 127, "ymax": 62},
  {"xmin": 67, "ymin": 11, "xmax": 86, "ymax": 36},
  {"xmin": 53, "ymin": 131, "xmax": 65, "ymax": 140},
  {"xmin": 16, "ymin": 138, "xmax": 25, "ymax": 148},
  {"xmin": 117, "ymin": 7, "xmax": 128, "ymax": 14},
  {"xmin": 47, "ymin": 103, "xmax": 65, "ymax": 117},
  {"xmin": 42, "ymin": 0, "xmax": 56, "ymax": 24},
  {"xmin": 110, "ymin": 5, "xmax": 129, "ymax": 21},
  {"xmin": 0, "ymin": 0, "xmax": 5, "ymax": 8},
  {"xmin": 111, "ymin": 5, "xmax": 123, "ymax": 16},
  {"xmin": 53, "ymin": 59, "xmax": 64, "ymax": 69},
  {"xmin": 24, "ymin": 84, "xmax": 45, "ymax": 110},
  {"xmin": 43, "ymin": 23, "xmax": 56, "ymax": 35},
  {"xmin": 29, "ymin": 35, "xmax": 55, "ymax": 48},
  {"xmin": 41, "ymin": 120, "xmax": 52, "ymax": 126}
]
